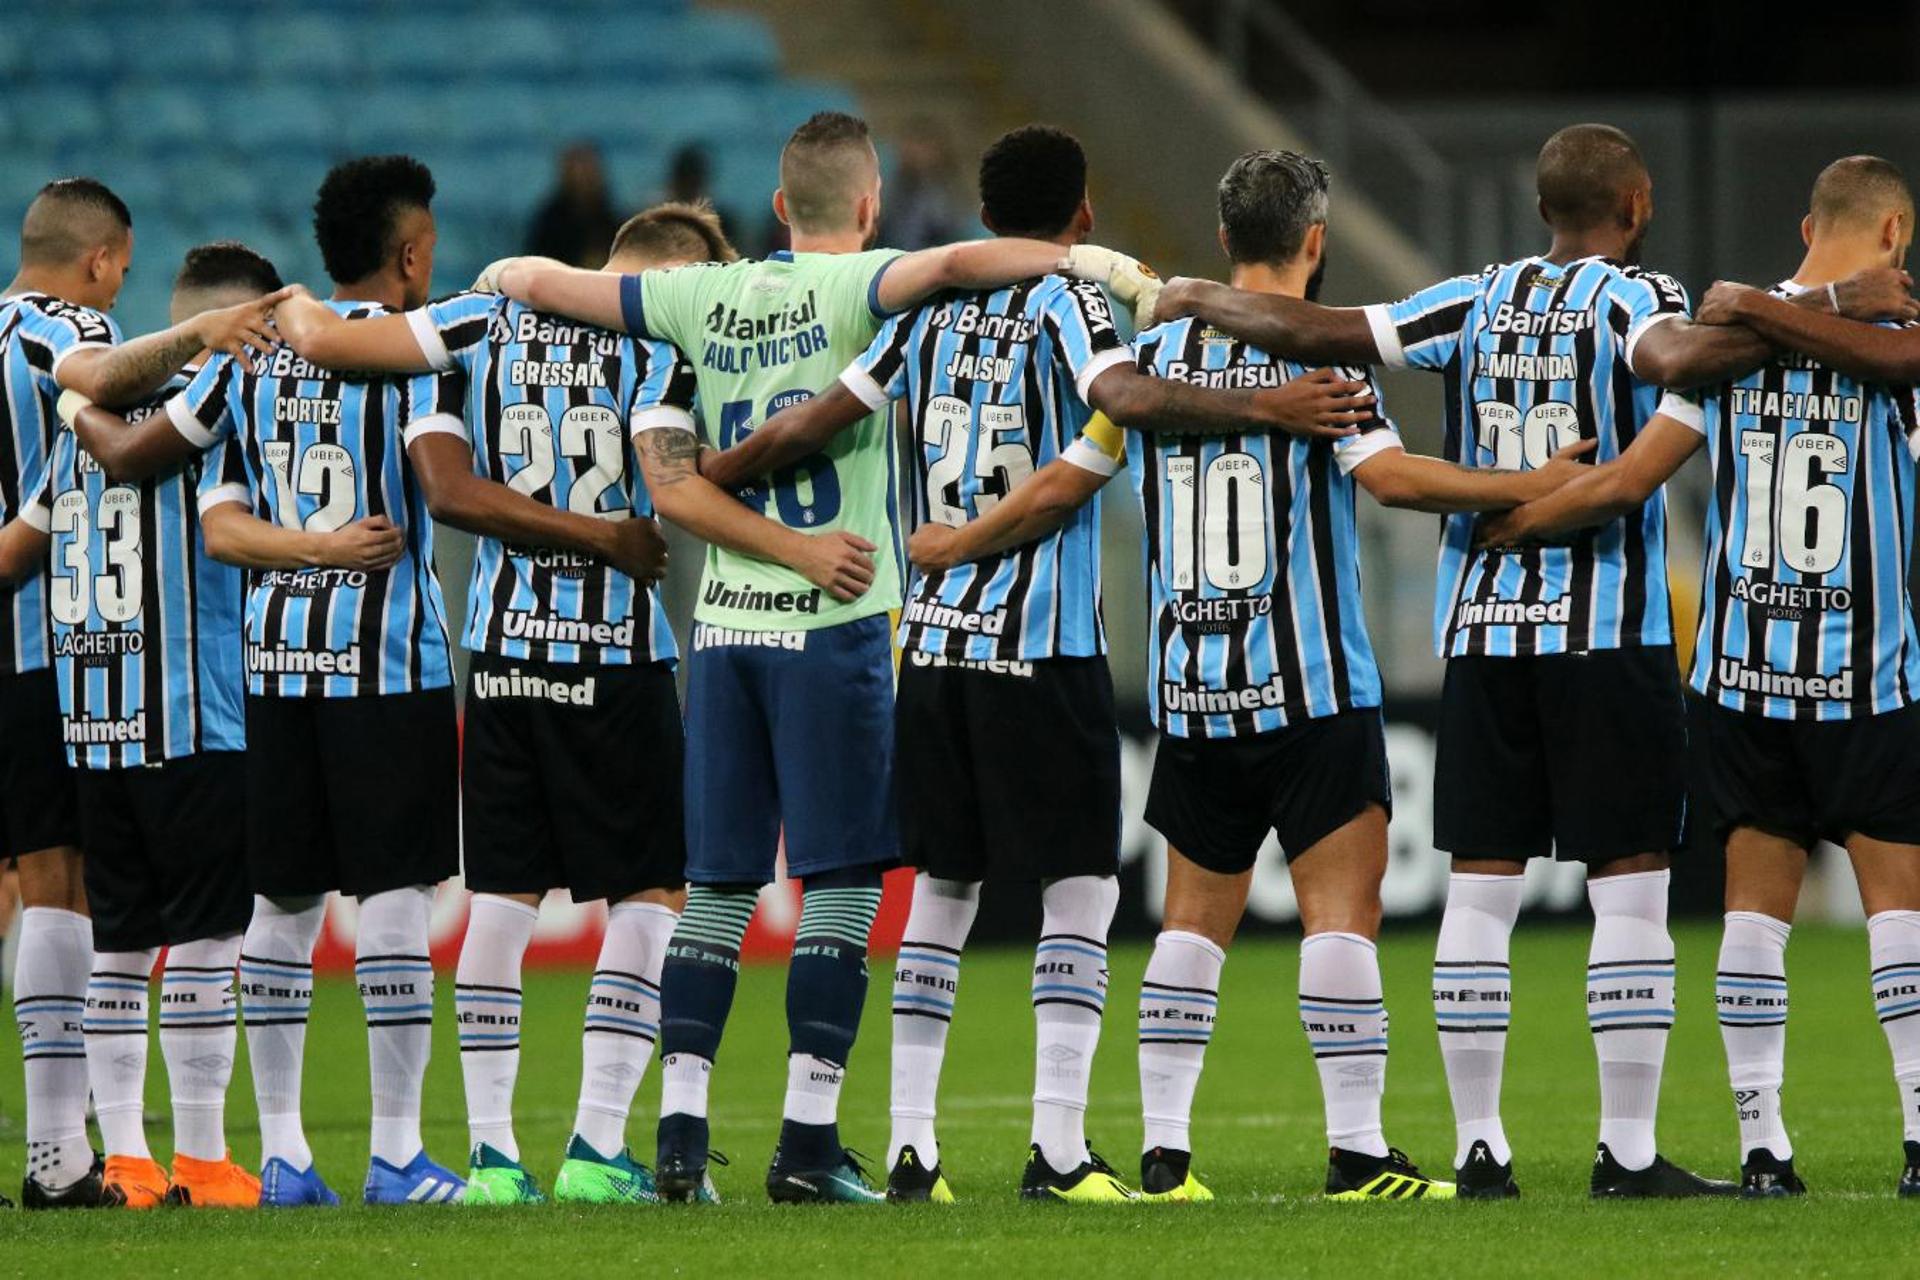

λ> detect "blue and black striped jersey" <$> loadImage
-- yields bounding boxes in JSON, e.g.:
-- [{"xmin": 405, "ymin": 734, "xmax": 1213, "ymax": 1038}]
[
  {"xmin": 1068, "ymin": 319, "xmax": 1402, "ymax": 738},
  {"xmin": 1364, "ymin": 256, "xmax": 1692, "ymax": 658},
  {"xmin": 167, "ymin": 299, "xmax": 454, "ymax": 698},
  {"xmin": 843, "ymin": 274, "xmax": 1132, "ymax": 661},
  {"xmin": 0, "ymin": 293, "xmax": 121, "ymax": 674},
  {"xmin": 24, "ymin": 371, "xmax": 245, "ymax": 767},
  {"xmin": 1682, "ymin": 284, "xmax": 1920, "ymax": 720},
  {"xmin": 403, "ymin": 291, "xmax": 696, "ymax": 666}
]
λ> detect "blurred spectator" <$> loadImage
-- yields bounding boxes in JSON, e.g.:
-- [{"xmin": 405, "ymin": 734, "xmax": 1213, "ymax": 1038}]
[
  {"xmin": 881, "ymin": 117, "xmax": 967, "ymax": 249},
  {"xmin": 660, "ymin": 144, "xmax": 745, "ymax": 253},
  {"xmin": 525, "ymin": 143, "xmax": 622, "ymax": 267}
]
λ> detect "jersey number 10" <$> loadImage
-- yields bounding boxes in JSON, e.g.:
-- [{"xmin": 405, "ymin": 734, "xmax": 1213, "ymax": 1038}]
[{"xmin": 1165, "ymin": 452, "xmax": 1270, "ymax": 591}]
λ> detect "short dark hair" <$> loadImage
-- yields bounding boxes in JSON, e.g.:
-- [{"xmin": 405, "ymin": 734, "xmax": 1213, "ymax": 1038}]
[
  {"xmin": 778, "ymin": 111, "xmax": 876, "ymax": 233},
  {"xmin": 175, "ymin": 241, "xmax": 283, "ymax": 296},
  {"xmin": 1535, "ymin": 123, "xmax": 1646, "ymax": 231},
  {"xmin": 20, "ymin": 177, "xmax": 132, "ymax": 266},
  {"xmin": 979, "ymin": 125, "xmax": 1087, "ymax": 238},
  {"xmin": 1218, "ymin": 150, "xmax": 1330, "ymax": 266},
  {"xmin": 312, "ymin": 155, "xmax": 435, "ymax": 284},
  {"xmin": 610, "ymin": 200, "xmax": 739, "ymax": 266},
  {"xmin": 1811, "ymin": 155, "xmax": 1914, "ymax": 232}
]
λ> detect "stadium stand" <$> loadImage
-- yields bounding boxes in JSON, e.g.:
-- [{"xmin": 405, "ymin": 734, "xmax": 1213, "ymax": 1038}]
[{"xmin": 0, "ymin": 1, "xmax": 857, "ymax": 328}]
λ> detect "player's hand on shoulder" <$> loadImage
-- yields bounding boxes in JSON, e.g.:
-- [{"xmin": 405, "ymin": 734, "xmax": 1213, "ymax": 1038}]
[
  {"xmin": 1148, "ymin": 276, "xmax": 1201, "ymax": 327},
  {"xmin": 322, "ymin": 515, "xmax": 406, "ymax": 571},
  {"xmin": 907, "ymin": 522, "xmax": 961, "ymax": 573},
  {"xmin": 471, "ymin": 257, "xmax": 520, "ymax": 294},
  {"xmin": 1833, "ymin": 266, "xmax": 1919, "ymax": 322},
  {"xmin": 605, "ymin": 515, "xmax": 669, "ymax": 582},
  {"xmin": 797, "ymin": 530, "xmax": 877, "ymax": 602},
  {"xmin": 1695, "ymin": 280, "xmax": 1761, "ymax": 326},
  {"xmin": 1529, "ymin": 437, "xmax": 1597, "ymax": 492},
  {"xmin": 194, "ymin": 285, "xmax": 297, "ymax": 359},
  {"xmin": 1259, "ymin": 368, "xmax": 1373, "ymax": 438},
  {"xmin": 1063, "ymin": 244, "xmax": 1162, "ymax": 330}
]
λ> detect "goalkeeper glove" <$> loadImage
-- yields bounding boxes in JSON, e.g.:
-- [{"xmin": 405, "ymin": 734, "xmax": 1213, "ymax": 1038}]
[
  {"xmin": 471, "ymin": 257, "xmax": 520, "ymax": 294},
  {"xmin": 1063, "ymin": 244, "xmax": 1164, "ymax": 330}
]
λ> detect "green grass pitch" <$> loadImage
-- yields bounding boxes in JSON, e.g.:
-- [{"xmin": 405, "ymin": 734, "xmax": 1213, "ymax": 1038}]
[{"xmin": 1, "ymin": 922, "xmax": 1913, "ymax": 1276}]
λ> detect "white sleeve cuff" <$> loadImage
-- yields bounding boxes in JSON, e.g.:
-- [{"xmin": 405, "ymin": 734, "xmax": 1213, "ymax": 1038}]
[
  {"xmin": 405, "ymin": 309, "xmax": 456, "ymax": 372},
  {"xmin": 1656, "ymin": 389, "xmax": 1705, "ymax": 436},
  {"xmin": 1363, "ymin": 304, "xmax": 1407, "ymax": 369},
  {"xmin": 629, "ymin": 405, "xmax": 697, "ymax": 438},
  {"xmin": 1072, "ymin": 347, "xmax": 1133, "ymax": 405},
  {"xmin": 401, "ymin": 412, "xmax": 468, "ymax": 447},
  {"xmin": 196, "ymin": 482, "xmax": 247, "ymax": 515},
  {"xmin": 48, "ymin": 340, "xmax": 111, "ymax": 382},
  {"xmin": 1062, "ymin": 438, "xmax": 1124, "ymax": 477},
  {"xmin": 17, "ymin": 498, "xmax": 51, "ymax": 533},
  {"xmin": 166, "ymin": 393, "xmax": 220, "ymax": 448},
  {"xmin": 839, "ymin": 364, "xmax": 890, "ymax": 411},
  {"xmin": 1625, "ymin": 311, "xmax": 1680, "ymax": 376},
  {"xmin": 1334, "ymin": 430, "xmax": 1405, "ymax": 476}
]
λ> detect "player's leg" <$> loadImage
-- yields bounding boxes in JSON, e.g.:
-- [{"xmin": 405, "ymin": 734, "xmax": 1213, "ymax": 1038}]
[
  {"xmin": 552, "ymin": 659, "xmax": 690, "ymax": 1203},
  {"xmin": 239, "ymin": 694, "xmax": 338, "ymax": 1206},
  {"xmin": 136, "ymin": 751, "xmax": 256, "ymax": 1208},
  {"xmin": 656, "ymin": 638, "xmax": 779, "ymax": 1202},
  {"xmin": 1851, "ymin": 837, "xmax": 1920, "ymax": 1195},
  {"xmin": 324, "ymin": 688, "xmax": 463, "ymax": 1204},
  {"xmin": 765, "ymin": 616, "xmax": 897, "ymax": 1204},
  {"xmin": 1719, "ymin": 826, "xmax": 1805, "ymax": 1195},
  {"xmin": 1541, "ymin": 645, "xmax": 1730, "ymax": 1197},
  {"xmin": 4, "ymin": 666, "xmax": 97, "ymax": 1208},
  {"xmin": 448, "ymin": 657, "xmax": 554, "ymax": 1203},
  {"xmin": 1431, "ymin": 655, "xmax": 1548, "ymax": 1196},
  {"xmin": 885, "ymin": 657, "xmax": 986, "ymax": 1201}
]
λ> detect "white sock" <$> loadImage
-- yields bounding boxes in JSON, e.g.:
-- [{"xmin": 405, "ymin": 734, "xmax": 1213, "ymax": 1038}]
[
  {"xmin": 1031, "ymin": 875, "xmax": 1118, "ymax": 1172},
  {"xmin": 240, "ymin": 895, "xmax": 325, "ymax": 1170},
  {"xmin": 1716, "ymin": 911, "xmax": 1791, "ymax": 1161},
  {"xmin": 1868, "ymin": 910, "xmax": 1920, "ymax": 1143},
  {"xmin": 16, "ymin": 907, "xmax": 95, "ymax": 1189},
  {"xmin": 783, "ymin": 1053, "xmax": 845, "ymax": 1126},
  {"xmin": 1138, "ymin": 930, "xmax": 1224, "ymax": 1155},
  {"xmin": 1587, "ymin": 870, "xmax": 1675, "ymax": 1171},
  {"xmin": 574, "ymin": 900, "xmax": 677, "ymax": 1156},
  {"xmin": 161, "ymin": 935, "xmax": 242, "ymax": 1162},
  {"xmin": 454, "ymin": 895, "xmax": 538, "ymax": 1161},
  {"xmin": 1434, "ymin": 872, "xmax": 1522, "ymax": 1166},
  {"xmin": 659, "ymin": 1053, "xmax": 712, "ymax": 1120},
  {"xmin": 85, "ymin": 947, "xmax": 160, "ymax": 1160},
  {"xmin": 1300, "ymin": 931, "xmax": 1389, "ymax": 1157},
  {"xmin": 357, "ymin": 885, "xmax": 437, "ymax": 1167},
  {"xmin": 889, "ymin": 875, "xmax": 979, "ymax": 1167}
]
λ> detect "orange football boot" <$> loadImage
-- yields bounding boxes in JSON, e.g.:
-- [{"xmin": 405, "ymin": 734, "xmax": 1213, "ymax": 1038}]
[
  {"xmin": 167, "ymin": 1152, "xmax": 262, "ymax": 1208},
  {"xmin": 101, "ymin": 1155, "xmax": 171, "ymax": 1208}
]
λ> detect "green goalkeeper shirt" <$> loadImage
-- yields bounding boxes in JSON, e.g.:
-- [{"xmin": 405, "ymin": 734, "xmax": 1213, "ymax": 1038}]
[{"xmin": 618, "ymin": 248, "xmax": 904, "ymax": 632}]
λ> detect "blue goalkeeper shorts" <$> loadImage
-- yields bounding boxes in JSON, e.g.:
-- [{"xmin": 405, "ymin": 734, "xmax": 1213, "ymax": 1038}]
[{"xmin": 683, "ymin": 612, "xmax": 898, "ymax": 886}]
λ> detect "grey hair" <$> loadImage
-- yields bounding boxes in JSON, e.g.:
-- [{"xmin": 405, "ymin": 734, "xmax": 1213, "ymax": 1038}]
[{"xmin": 1218, "ymin": 150, "xmax": 1330, "ymax": 266}]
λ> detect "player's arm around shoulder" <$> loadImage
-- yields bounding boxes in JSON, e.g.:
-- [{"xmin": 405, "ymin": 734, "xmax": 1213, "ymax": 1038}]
[
  {"xmin": 1476, "ymin": 407, "xmax": 1703, "ymax": 547},
  {"xmin": 637, "ymin": 423, "xmax": 876, "ymax": 603},
  {"xmin": 277, "ymin": 288, "xmax": 437, "ymax": 374},
  {"xmin": 496, "ymin": 257, "xmax": 627, "ymax": 333},
  {"xmin": 55, "ymin": 288, "xmax": 287, "ymax": 405},
  {"xmin": 0, "ymin": 509, "xmax": 52, "ymax": 584},
  {"xmin": 1693, "ymin": 269, "xmax": 1920, "ymax": 383},
  {"xmin": 701, "ymin": 378, "xmax": 871, "ymax": 490},
  {"xmin": 196, "ymin": 492, "xmax": 403, "ymax": 574},
  {"xmin": 907, "ymin": 414, "xmax": 1121, "ymax": 573}
]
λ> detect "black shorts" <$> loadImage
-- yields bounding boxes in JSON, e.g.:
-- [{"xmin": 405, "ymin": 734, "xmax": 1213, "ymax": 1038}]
[
  {"xmin": 1700, "ymin": 698, "xmax": 1920, "ymax": 849},
  {"xmin": 463, "ymin": 654, "xmax": 686, "ymax": 902},
  {"xmin": 1434, "ymin": 645, "xmax": 1688, "ymax": 863},
  {"xmin": 0, "ymin": 669, "xmax": 79, "ymax": 860},
  {"xmin": 243, "ymin": 688, "xmax": 459, "ymax": 899},
  {"xmin": 895, "ymin": 652, "xmax": 1120, "ymax": 882},
  {"xmin": 1145, "ymin": 707, "xmax": 1392, "ymax": 875},
  {"xmin": 78, "ymin": 751, "xmax": 251, "ymax": 952}
]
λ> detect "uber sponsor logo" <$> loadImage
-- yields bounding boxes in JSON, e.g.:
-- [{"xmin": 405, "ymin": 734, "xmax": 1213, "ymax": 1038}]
[
  {"xmin": 472, "ymin": 666, "xmax": 598, "ymax": 707},
  {"xmin": 691, "ymin": 623, "xmax": 806, "ymax": 652}
]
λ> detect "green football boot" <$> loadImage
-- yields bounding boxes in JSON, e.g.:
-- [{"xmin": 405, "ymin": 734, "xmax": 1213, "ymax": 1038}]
[
  {"xmin": 766, "ymin": 1148, "xmax": 886, "ymax": 1205},
  {"xmin": 460, "ymin": 1144, "xmax": 546, "ymax": 1206},
  {"xmin": 554, "ymin": 1136, "xmax": 661, "ymax": 1205}
]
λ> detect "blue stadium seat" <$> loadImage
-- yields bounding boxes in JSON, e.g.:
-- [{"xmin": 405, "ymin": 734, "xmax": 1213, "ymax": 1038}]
[
  {"xmin": 110, "ymin": 87, "xmax": 214, "ymax": 149},
  {"xmin": 672, "ymin": 12, "xmax": 781, "ymax": 78},
  {"xmin": 431, "ymin": 86, "xmax": 554, "ymax": 146},
  {"xmin": 446, "ymin": 16, "xmax": 569, "ymax": 79},
  {"xmin": 25, "ymin": 20, "xmax": 122, "ymax": 82},
  {"xmin": 359, "ymin": 17, "xmax": 472, "ymax": 80},
  {"xmin": 220, "ymin": 86, "xmax": 342, "ymax": 152},
  {"xmin": 341, "ymin": 88, "xmax": 455, "ymax": 153},
  {"xmin": 246, "ymin": 15, "xmax": 360, "ymax": 83},
  {"xmin": 118, "ymin": 17, "xmax": 244, "ymax": 80},
  {"xmin": 17, "ymin": 92, "xmax": 111, "ymax": 151}
]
